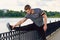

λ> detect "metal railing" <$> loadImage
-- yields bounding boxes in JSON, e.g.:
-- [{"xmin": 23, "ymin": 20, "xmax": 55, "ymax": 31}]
[
  {"xmin": 0, "ymin": 31, "xmax": 20, "ymax": 40},
  {"xmin": 0, "ymin": 21, "xmax": 60, "ymax": 40},
  {"xmin": 46, "ymin": 21, "xmax": 60, "ymax": 36}
]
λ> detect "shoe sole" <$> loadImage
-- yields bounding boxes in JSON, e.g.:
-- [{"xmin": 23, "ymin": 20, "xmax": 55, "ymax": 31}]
[{"xmin": 7, "ymin": 23, "xmax": 12, "ymax": 31}]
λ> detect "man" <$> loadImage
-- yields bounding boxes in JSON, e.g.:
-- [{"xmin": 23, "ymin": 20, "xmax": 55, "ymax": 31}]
[{"xmin": 10, "ymin": 5, "xmax": 47, "ymax": 40}]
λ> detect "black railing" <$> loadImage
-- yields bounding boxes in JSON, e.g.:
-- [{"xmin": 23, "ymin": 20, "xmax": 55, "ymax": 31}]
[
  {"xmin": 0, "ymin": 21, "xmax": 60, "ymax": 40},
  {"xmin": 0, "ymin": 31, "xmax": 20, "ymax": 40},
  {"xmin": 46, "ymin": 21, "xmax": 60, "ymax": 36}
]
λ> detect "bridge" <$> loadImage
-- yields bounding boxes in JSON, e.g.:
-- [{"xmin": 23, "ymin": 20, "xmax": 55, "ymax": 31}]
[{"xmin": 0, "ymin": 21, "xmax": 60, "ymax": 40}]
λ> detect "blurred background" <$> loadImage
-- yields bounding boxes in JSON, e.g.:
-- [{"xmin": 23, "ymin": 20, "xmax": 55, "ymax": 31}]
[{"xmin": 0, "ymin": 0, "xmax": 60, "ymax": 40}]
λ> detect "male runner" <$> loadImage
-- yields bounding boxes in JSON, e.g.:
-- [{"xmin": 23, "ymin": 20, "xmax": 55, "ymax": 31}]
[{"xmin": 8, "ymin": 5, "xmax": 47, "ymax": 40}]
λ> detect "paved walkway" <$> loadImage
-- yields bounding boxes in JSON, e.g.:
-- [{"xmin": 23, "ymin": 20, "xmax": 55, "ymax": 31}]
[{"xmin": 47, "ymin": 28, "xmax": 60, "ymax": 40}]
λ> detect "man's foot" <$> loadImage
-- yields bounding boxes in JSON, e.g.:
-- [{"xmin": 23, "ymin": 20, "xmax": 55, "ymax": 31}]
[{"xmin": 7, "ymin": 23, "xmax": 12, "ymax": 31}]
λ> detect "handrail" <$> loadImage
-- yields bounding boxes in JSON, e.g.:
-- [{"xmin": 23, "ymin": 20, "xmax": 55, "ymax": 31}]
[{"xmin": 0, "ymin": 21, "xmax": 60, "ymax": 40}]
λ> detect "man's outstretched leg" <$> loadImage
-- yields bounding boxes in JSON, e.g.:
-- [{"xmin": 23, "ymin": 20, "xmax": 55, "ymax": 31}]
[
  {"xmin": 7, "ymin": 23, "xmax": 29, "ymax": 31},
  {"xmin": 7, "ymin": 23, "xmax": 35, "ymax": 31}
]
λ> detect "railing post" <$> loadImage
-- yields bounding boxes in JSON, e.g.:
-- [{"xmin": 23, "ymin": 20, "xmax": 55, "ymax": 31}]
[
  {"xmin": 0, "ymin": 34, "xmax": 1, "ymax": 40},
  {"xmin": 10, "ymin": 31, "xmax": 12, "ymax": 40},
  {"xmin": 50, "ymin": 21, "xmax": 51, "ymax": 23},
  {"xmin": 55, "ymin": 20, "xmax": 56, "ymax": 22},
  {"xmin": 3, "ymin": 33, "xmax": 5, "ymax": 40},
  {"xmin": 6, "ymin": 33, "xmax": 7, "ymax": 40},
  {"xmin": 19, "ymin": 25, "xmax": 20, "ymax": 40},
  {"xmin": 19, "ymin": 31, "xmax": 20, "ymax": 40}
]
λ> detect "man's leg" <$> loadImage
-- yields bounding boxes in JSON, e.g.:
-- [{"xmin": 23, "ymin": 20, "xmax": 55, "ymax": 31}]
[
  {"xmin": 7, "ymin": 23, "xmax": 37, "ymax": 31},
  {"xmin": 13, "ymin": 23, "xmax": 36, "ymax": 31},
  {"xmin": 41, "ymin": 29, "xmax": 46, "ymax": 40},
  {"xmin": 37, "ymin": 25, "xmax": 47, "ymax": 40}
]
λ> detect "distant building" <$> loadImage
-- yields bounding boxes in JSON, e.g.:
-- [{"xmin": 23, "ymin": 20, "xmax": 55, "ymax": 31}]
[{"xmin": 2, "ymin": 9, "xmax": 8, "ymax": 13}]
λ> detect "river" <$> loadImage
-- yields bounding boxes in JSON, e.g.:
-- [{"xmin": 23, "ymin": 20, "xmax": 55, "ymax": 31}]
[{"xmin": 0, "ymin": 18, "xmax": 60, "ymax": 33}]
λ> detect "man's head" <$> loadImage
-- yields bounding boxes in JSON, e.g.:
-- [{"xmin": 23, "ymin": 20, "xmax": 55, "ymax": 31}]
[{"xmin": 24, "ymin": 5, "xmax": 32, "ymax": 14}]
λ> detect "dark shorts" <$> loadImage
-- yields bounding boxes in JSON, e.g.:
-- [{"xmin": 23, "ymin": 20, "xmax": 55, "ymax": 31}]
[{"xmin": 14, "ymin": 23, "xmax": 46, "ymax": 40}]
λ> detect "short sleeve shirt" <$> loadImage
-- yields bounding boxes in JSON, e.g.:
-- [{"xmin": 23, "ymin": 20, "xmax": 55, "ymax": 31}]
[{"xmin": 25, "ymin": 8, "xmax": 44, "ymax": 27}]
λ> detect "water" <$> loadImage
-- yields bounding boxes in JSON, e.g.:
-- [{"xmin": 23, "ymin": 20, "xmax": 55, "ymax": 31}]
[{"xmin": 0, "ymin": 18, "xmax": 60, "ymax": 33}]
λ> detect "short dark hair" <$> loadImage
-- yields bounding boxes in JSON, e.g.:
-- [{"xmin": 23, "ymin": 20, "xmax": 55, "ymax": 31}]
[{"xmin": 24, "ymin": 5, "xmax": 31, "ymax": 10}]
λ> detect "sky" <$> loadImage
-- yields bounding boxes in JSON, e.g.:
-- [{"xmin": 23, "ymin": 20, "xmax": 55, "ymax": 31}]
[{"xmin": 0, "ymin": 0, "xmax": 60, "ymax": 12}]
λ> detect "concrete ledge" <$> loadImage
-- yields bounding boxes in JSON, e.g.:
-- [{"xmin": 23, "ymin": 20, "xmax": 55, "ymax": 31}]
[{"xmin": 46, "ymin": 28, "xmax": 60, "ymax": 40}]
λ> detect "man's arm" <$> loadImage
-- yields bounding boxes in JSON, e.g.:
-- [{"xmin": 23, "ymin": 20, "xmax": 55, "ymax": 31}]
[
  {"xmin": 42, "ymin": 12, "xmax": 47, "ymax": 32},
  {"xmin": 12, "ymin": 18, "xmax": 28, "ymax": 28}
]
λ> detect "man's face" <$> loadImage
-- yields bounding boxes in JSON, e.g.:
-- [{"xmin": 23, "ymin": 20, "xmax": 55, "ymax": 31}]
[{"xmin": 25, "ymin": 9, "xmax": 31, "ymax": 14}]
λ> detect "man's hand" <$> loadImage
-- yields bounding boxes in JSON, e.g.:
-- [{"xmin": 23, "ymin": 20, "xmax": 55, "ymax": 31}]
[
  {"xmin": 12, "ymin": 25, "xmax": 16, "ymax": 29},
  {"xmin": 10, "ymin": 25, "xmax": 16, "ymax": 29},
  {"xmin": 43, "ymin": 24, "xmax": 47, "ymax": 32}
]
